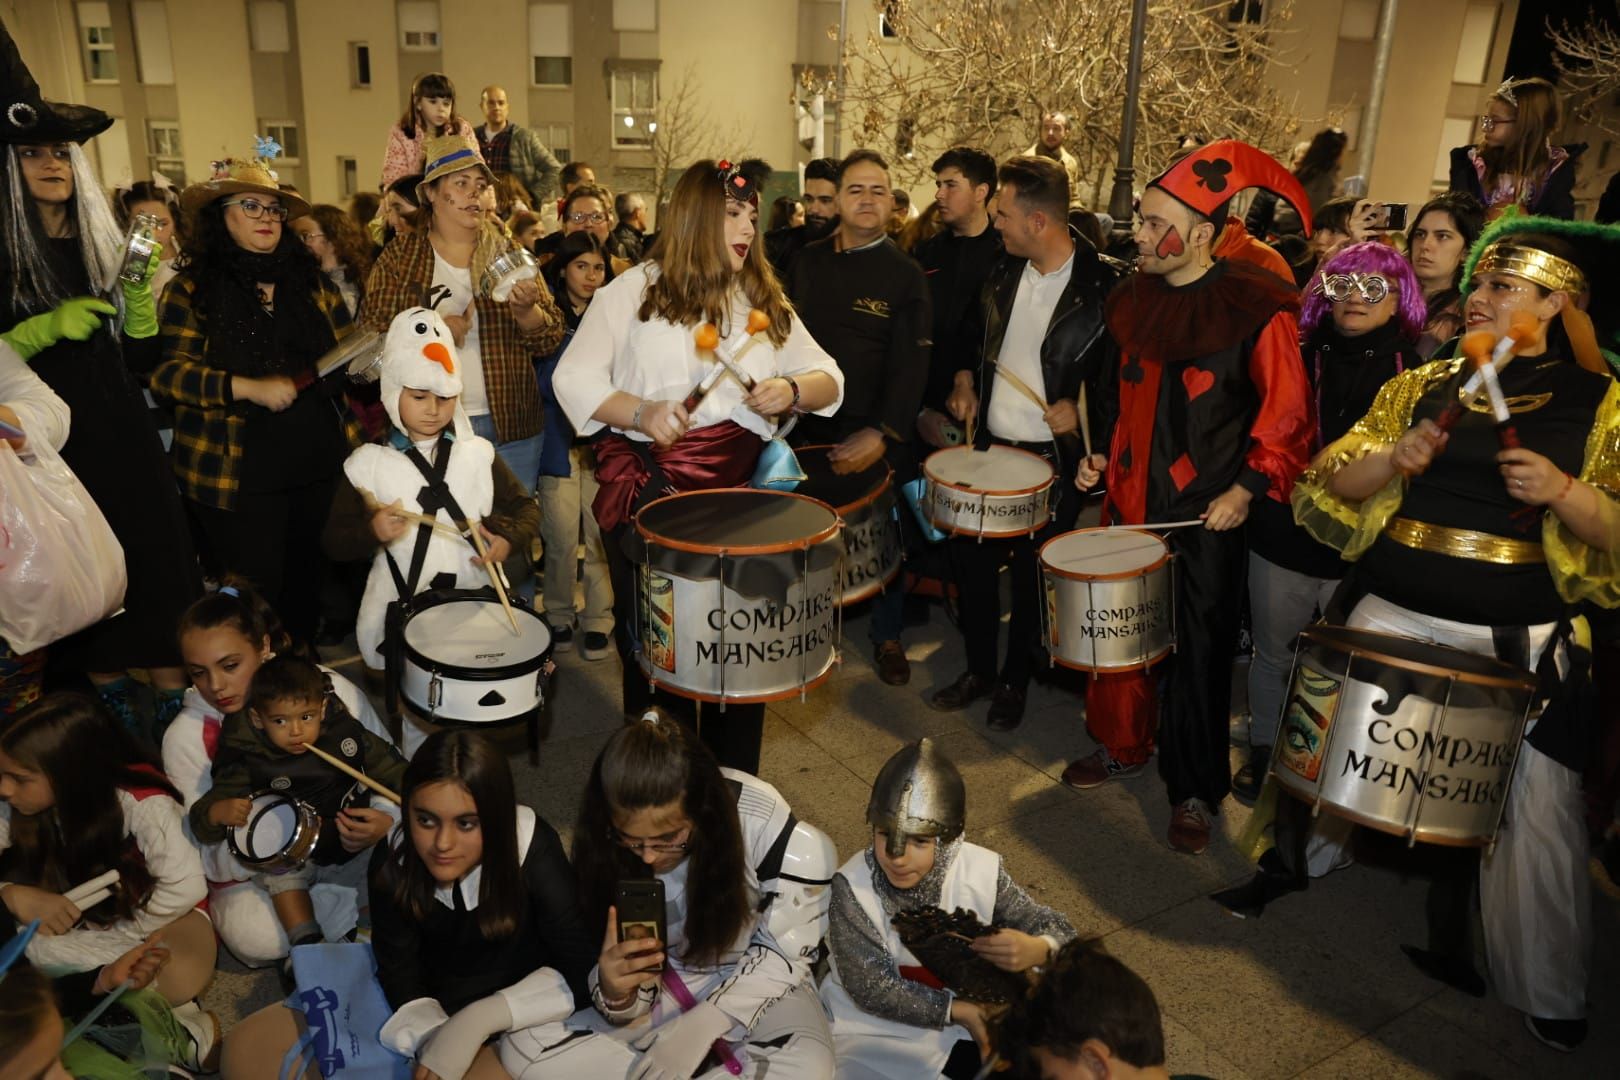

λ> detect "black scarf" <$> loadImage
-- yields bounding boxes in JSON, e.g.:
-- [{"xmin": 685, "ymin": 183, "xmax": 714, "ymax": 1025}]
[{"xmin": 199, "ymin": 246, "xmax": 336, "ymax": 378}]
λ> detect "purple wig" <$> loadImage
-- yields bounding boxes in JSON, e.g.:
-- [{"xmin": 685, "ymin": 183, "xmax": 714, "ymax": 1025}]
[{"xmin": 1300, "ymin": 240, "xmax": 1427, "ymax": 342}]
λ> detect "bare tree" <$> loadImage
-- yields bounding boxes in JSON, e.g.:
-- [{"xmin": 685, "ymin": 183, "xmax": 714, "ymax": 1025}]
[
  {"xmin": 1550, "ymin": 8, "xmax": 1620, "ymax": 140},
  {"xmin": 645, "ymin": 64, "xmax": 755, "ymax": 212},
  {"xmin": 839, "ymin": 0, "xmax": 1302, "ymax": 202}
]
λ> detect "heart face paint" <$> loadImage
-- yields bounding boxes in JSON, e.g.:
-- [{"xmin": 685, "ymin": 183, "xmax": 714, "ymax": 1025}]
[{"xmin": 1156, "ymin": 225, "xmax": 1185, "ymax": 260}]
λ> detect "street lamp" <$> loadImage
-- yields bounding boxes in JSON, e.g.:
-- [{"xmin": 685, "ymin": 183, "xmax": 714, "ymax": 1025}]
[{"xmin": 1107, "ymin": 0, "xmax": 1150, "ymax": 234}]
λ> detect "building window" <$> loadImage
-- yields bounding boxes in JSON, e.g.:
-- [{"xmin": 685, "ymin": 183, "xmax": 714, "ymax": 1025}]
[
  {"xmin": 249, "ymin": 1, "xmax": 290, "ymax": 53},
  {"xmin": 612, "ymin": 0, "xmax": 656, "ymax": 32},
  {"xmin": 131, "ymin": 1, "xmax": 174, "ymax": 85},
  {"xmin": 398, "ymin": 1, "xmax": 440, "ymax": 50},
  {"xmin": 76, "ymin": 3, "xmax": 119, "ymax": 83},
  {"xmin": 260, "ymin": 122, "xmax": 301, "ymax": 165},
  {"xmin": 339, "ymin": 157, "xmax": 359, "ymax": 198},
  {"xmin": 147, "ymin": 120, "xmax": 184, "ymax": 184},
  {"xmin": 1338, "ymin": 0, "xmax": 1380, "ymax": 42},
  {"xmin": 611, "ymin": 67, "xmax": 658, "ymax": 149},
  {"xmin": 350, "ymin": 42, "xmax": 372, "ymax": 88},
  {"xmin": 534, "ymin": 122, "xmax": 571, "ymax": 163},
  {"xmin": 1452, "ymin": 1, "xmax": 1499, "ymax": 85},
  {"xmin": 530, "ymin": 3, "xmax": 572, "ymax": 87},
  {"xmin": 1227, "ymin": 0, "xmax": 1264, "ymax": 23},
  {"xmin": 534, "ymin": 57, "xmax": 572, "ymax": 86},
  {"xmin": 879, "ymin": 1, "xmax": 901, "ymax": 38}
]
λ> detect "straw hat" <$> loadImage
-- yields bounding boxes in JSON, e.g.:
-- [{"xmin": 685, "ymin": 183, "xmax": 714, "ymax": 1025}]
[
  {"xmin": 416, "ymin": 133, "xmax": 494, "ymax": 205},
  {"xmin": 180, "ymin": 156, "xmax": 310, "ymax": 220}
]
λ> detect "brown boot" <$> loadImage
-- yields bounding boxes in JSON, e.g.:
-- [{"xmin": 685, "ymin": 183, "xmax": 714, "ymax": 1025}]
[{"xmin": 873, "ymin": 640, "xmax": 910, "ymax": 685}]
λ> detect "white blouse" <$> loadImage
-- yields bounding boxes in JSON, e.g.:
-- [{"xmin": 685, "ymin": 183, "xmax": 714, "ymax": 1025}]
[{"xmin": 553, "ymin": 263, "xmax": 844, "ymax": 441}]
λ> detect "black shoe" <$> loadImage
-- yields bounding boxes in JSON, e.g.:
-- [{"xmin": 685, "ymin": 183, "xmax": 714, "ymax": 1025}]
[
  {"xmin": 1524, "ymin": 1014, "xmax": 1586, "ymax": 1052},
  {"xmin": 986, "ymin": 684, "xmax": 1026, "ymax": 731},
  {"xmin": 582, "ymin": 631, "xmax": 611, "ymax": 661},
  {"xmin": 930, "ymin": 672, "xmax": 990, "ymax": 712},
  {"xmin": 550, "ymin": 622, "xmax": 575, "ymax": 652},
  {"xmin": 1211, "ymin": 850, "xmax": 1305, "ymax": 919},
  {"xmin": 1231, "ymin": 746, "xmax": 1270, "ymax": 807},
  {"xmin": 1400, "ymin": 945, "xmax": 1486, "ymax": 997}
]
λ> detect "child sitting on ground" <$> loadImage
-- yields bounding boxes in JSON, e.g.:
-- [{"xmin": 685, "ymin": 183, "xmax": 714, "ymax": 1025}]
[
  {"xmin": 188, "ymin": 656, "xmax": 405, "ymax": 961},
  {"xmin": 820, "ymin": 737, "xmax": 1077, "ymax": 1079}
]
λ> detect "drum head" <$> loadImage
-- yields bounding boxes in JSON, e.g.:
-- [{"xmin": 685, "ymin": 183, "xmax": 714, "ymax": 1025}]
[
  {"xmin": 404, "ymin": 599, "xmax": 551, "ymax": 670},
  {"xmin": 926, "ymin": 445, "xmax": 1053, "ymax": 490},
  {"xmin": 793, "ymin": 445, "xmax": 891, "ymax": 512},
  {"xmin": 1043, "ymin": 528, "xmax": 1168, "ymax": 577},
  {"xmin": 1302, "ymin": 625, "xmax": 1536, "ymax": 688},
  {"xmin": 240, "ymin": 796, "xmax": 299, "ymax": 860},
  {"xmin": 637, "ymin": 490, "xmax": 841, "ymax": 554}
]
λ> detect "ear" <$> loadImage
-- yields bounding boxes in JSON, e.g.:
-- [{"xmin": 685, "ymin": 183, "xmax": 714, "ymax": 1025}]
[
  {"xmin": 1541, "ymin": 290, "xmax": 1570, "ymax": 320},
  {"xmin": 1192, "ymin": 217, "xmax": 1218, "ymax": 250},
  {"xmin": 1078, "ymin": 1038, "xmax": 1115, "ymax": 1078},
  {"xmin": 258, "ymin": 634, "xmax": 274, "ymax": 660}
]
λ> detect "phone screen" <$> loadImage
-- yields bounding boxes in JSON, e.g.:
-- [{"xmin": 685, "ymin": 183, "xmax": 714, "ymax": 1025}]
[{"xmin": 617, "ymin": 880, "xmax": 667, "ymax": 972}]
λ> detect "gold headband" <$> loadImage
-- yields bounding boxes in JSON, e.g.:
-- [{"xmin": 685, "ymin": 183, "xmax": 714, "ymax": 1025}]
[{"xmin": 1473, "ymin": 242, "xmax": 1587, "ymax": 296}]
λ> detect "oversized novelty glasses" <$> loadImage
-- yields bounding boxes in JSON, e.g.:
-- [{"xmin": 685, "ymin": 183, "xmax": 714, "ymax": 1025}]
[
  {"xmin": 224, "ymin": 198, "xmax": 290, "ymax": 222},
  {"xmin": 1314, "ymin": 272, "xmax": 1390, "ymax": 304}
]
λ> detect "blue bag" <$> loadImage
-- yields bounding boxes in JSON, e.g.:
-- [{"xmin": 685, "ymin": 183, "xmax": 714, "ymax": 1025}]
[{"xmin": 280, "ymin": 943, "xmax": 412, "ymax": 1080}]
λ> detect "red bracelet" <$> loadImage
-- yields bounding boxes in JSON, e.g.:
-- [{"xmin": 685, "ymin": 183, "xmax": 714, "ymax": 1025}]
[{"xmin": 1555, "ymin": 472, "xmax": 1575, "ymax": 502}]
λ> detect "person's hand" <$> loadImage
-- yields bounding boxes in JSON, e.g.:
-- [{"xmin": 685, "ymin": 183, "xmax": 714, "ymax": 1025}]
[
  {"xmin": 1074, "ymin": 453, "xmax": 1107, "ymax": 491},
  {"xmin": 1347, "ymin": 199, "xmax": 1381, "ymax": 244},
  {"xmin": 629, "ymin": 1000, "xmax": 732, "ymax": 1080},
  {"xmin": 372, "ymin": 501, "xmax": 412, "ymax": 544},
  {"xmin": 1202, "ymin": 485, "xmax": 1253, "ymax": 531},
  {"xmin": 0, "ymin": 404, "xmax": 25, "ymax": 452},
  {"xmin": 49, "ymin": 296, "xmax": 118, "ymax": 343},
  {"xmin": 1042, "ymin": 398, "xmax": 1078, "ymax": 436},
  {"xmin": 471, "ymin": 525, "xmax": 510, "ymax": 567},
  {"xmin": 828, "ymin": 428, "xmax": 885, "ymax": 474},
  {"xmin": 443, "ymin": 303, "xmax": 473, "ymax": 349},
  {"xmin": 336, "ymin": 807, "xmax": 393, "ymax": 853},
  {"xmin": 743, "ymin": 376, "xmax": 796, "ymax": 418},
  {"xmin": 506, "ymin": 278, "xmax": 542, "ymax": 310},
  {"xmin": 950, "ymin": 999, "xmax": 992, "ymax": 1060},
  {"xmin": 121, "ymin": 255, "xmax": 161, "ymax": 340},
  {"xmin": 970, "ymin": 929, "xmax": 1051, "ymax": 973},
  {"xmin": 1498, "ymin": 447, "xmax": 1568, "ymax": 506},
  {"xmin": 207, "ymin": 797, "xmax": 253, "ymax": 829},
  {"xmin": 239, "ymin": 375, "xmax": 297, "ymax": 412},
  {"xmin": 597, "ymin": 905, "xmax": 665, "ymax": 1004},
  {"xmin": 1, "ymin": 884, "xmax": 82, "ymax": 936},
  {"xmin": 1391, "ymin": 419, "xmax": 1449, "ymax": 477},
  {"xmin": 96, "ymin": 932, "xmax": 171, "ymax": 994},
  {"xmin": 947, "ymin": 374, "xmax": 979, "ymax": 426},
  {"xmin": 636, "ymin": 400, "xmax": 689, "ymax": 449}
]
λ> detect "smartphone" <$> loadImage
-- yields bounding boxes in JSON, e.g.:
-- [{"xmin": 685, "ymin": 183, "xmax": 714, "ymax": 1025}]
[
  {"xmin": 616, "ymin": 879, "xmax": 667, "ymax": 972},
  {"xmin": 1371, "ymin": 202, "xmax": 1408, "ymax": 232}
]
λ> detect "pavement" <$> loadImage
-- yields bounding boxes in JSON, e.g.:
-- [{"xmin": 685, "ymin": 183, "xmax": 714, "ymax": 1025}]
[{"xmin": 199, "ymin": 590, "xmax": 1619, "ymax": 1079}]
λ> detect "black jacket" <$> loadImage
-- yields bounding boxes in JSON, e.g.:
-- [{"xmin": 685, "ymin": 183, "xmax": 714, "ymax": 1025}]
[
  {"xmin": 914, "ymin": 223, "xmax": 1004, "ymax": 411},
  {"xmin": 1448, "ymin": 143, "xmax": 1585, "ymax": 220}
]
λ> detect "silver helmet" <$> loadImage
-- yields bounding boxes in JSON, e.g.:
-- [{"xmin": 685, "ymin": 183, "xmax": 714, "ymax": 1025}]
[{"xmin": 866, "ymin": 738, "xmax": 966, "ymax": 858}]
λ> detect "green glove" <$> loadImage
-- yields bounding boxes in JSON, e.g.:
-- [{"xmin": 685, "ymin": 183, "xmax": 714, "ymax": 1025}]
[
  {"xmin": 121, "ymin": 252, "xmax": 161, "ymax": 340},
  {"xmin": 0, "ymin": 296, "xmax": 119, "ymax": 361}
]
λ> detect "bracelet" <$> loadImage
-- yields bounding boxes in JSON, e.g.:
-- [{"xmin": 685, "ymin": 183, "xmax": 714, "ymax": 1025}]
[
  {"xmin": 782, "ymin": 375, "xmax": 800, "ymax": 410},
  {"xmin": 629, "ymin": 400, "xmax": 648, "ymax": 434},
  {"xmin": 593, "ymin": 982, "xmax": 637, "ymax": 1012},
  {"xmin": 1555, "ymin": 471, "xmax": 1575, "ymax": 503}
]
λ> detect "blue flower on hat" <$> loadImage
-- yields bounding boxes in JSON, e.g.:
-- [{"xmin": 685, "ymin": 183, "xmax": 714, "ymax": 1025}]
[{"xmin": 254, "ymin": 134, "xmax": 282, "ymax": 161}]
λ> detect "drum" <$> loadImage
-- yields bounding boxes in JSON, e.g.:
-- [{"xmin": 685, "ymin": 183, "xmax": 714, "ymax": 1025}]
[
  {"xmin": 315, "ymin": 328, "xmax": 386, "ymax": 384},
  {"xmin": 1040, "ymin": 528, "xmax": 1174, "ymax": 672},
  {"xmin": 1270, "ymin": 625, "xmax": 1537, "ymax": 848},
  {"xmin": 634, "ymin": 489, "xmax": 844, "ymax": 703},
  {"xmin": 228, "ymin": 791, "xmax": 321, "ymax": 875},
  {"xmin": 398, "ymin": 591, "xmax": 554, "ymax": 724},
  {"xmin": 923, "ymin": 445, "xmax": 1054, "ymax": 539},
  {"xmin": 479, "ymin": 249, "xmax": 539, "ymax": 302},
  {"xmin": 793, "ymin": 445, "xmax": 902, "ymax": 606}
]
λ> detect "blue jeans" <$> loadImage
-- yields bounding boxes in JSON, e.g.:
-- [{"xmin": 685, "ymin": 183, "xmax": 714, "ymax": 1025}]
[
  {"xmin": 869, "ymin": 585, "xmax": 906, "ymax": 645},
  {"xmin": 469, "ymin": 413, "xmax": 542, "ymax": 494}
]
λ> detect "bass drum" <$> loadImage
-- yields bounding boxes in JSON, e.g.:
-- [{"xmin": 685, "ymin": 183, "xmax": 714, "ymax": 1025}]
[{"xmin": 793, "ymin": 444, "xmax": 902, "ymax": 606}]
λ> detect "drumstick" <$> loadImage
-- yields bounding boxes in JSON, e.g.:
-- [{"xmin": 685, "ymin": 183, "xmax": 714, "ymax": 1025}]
[
  {"xmin": 1078, "ymin": 384, "xmax": 1094, "ymax": 459},
  {"xmin": 359, "ymin": 491, "xmax": 465, "ymax": 541},
  {"xmin": 301, "ymin": 742, "xmax": 402, "ymax": 805},
  {"xmin": 60, "ymin": 980, "xmax": 133, "ymax": 1050},
  {"xmin": 994, "ymin": 364, "xmax": 1048, "ymax": 412},
  {"xmin": 63, "ymin": 870, "xmax": 119, "ymax": 907},
  {"xmin": 70, "ymin": 888, "xmax": 113, "ymax": 911},
  {"xmin": 466, "ymin": 520, "xmax": 522, "ymax": 636},
  {"xmin": 1096, "ymin": 519, "xmax": 1205, "ymax": 531}
]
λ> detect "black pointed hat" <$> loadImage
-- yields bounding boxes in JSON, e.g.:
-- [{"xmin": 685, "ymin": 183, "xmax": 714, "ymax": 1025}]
[{"xmin": 0, "ymin": 18, "xmax": 113, "ymax": 145}]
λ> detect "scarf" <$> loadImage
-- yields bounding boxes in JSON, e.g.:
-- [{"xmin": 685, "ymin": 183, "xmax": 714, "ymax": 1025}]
[{"xmin": 198, "ymin": 246, "xmax": 335, "ymax": 378}]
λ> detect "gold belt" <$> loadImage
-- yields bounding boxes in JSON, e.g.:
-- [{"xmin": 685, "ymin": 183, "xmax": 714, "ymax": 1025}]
[{"xmin": 1383, "ymin": 517, "xmax": 1544, "ymax": 566}]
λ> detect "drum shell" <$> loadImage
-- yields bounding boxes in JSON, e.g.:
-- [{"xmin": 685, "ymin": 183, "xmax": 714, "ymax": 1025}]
[
  {"xmin": 923, "ymin": 446, "xmax": 1053, "ymax": 539},
  {"xmin": 1040, "ymin": 529, "xmax": 1174, "ymax": 673},
  {"xmin": 398, "ymin": 591, "xmax": 553, "ymax": 725},
  {"xmin": 1270, "ymin": 626, "xmax": 1536, "ymax": 847},
  {"xmin": 793, "ymin": 445, "xmax": 901, "ymax": 606},
  {"xmin": 227, "ymin": 791, "xmax": 322, "ymax": 875}
]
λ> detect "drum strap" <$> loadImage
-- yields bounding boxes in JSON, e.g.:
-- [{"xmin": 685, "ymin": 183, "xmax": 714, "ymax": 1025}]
[{"xmin": 384, "ymin": 443, "xmax": 478, "ymax": 599}]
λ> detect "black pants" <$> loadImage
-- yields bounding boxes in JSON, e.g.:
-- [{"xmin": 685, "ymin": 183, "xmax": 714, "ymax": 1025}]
[
  {"xmin": 191, "ymin": 478, "xmax": 335, "ymax": 648},
  {"xmin": 1157, "ymin": 523, "xmax": 1247, "ymax": 806},
  {"xmin": 602, "ymin": 522, "xmax": 763, "ymax": 775}
]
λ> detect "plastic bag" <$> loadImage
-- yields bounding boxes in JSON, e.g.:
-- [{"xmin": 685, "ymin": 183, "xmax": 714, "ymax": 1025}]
[{"xmin": 0, "ymin": 440, "xmax": 126, "ymax": 654}]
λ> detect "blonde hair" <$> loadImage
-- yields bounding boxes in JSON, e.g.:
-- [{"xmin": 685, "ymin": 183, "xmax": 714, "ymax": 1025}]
[
  {"xmin": 638, "ymin": 160, "xmax": 792, "ymax": 347},
  {"xmin": 1476, "ymin": 78, "xmax": 1563, "ymax": 205}
]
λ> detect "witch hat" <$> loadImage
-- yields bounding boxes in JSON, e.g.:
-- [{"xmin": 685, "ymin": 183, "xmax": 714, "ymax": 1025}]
[
  {"xmin": 0, "ymin": 17, "xmax": 113, "ymax": 144},
  {"xmin": 1150, "ymin": 139, "xmax": 1313, "ymax": 236}
]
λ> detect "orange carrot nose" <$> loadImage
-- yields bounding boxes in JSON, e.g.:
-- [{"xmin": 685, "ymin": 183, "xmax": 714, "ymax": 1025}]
[{"xmin": 423, "ymin": 341, "xmax": 454, "ymax": 373}]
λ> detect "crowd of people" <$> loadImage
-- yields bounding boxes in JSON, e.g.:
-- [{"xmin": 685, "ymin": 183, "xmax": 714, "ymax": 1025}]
[{"xmin": 0, "ymin": 18, "xmax": 1617, "ymax": 1075}]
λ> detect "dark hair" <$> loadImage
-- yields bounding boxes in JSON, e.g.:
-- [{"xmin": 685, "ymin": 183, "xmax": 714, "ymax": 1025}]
[
  {"xmin": 804, "ymin": 157, "xmax": 840, "ymax": 185},
  {"xmin": 892, "ymin": 189, "xmax": 911, "ymax": 211},
  {"xmin": 1408, "ymin": 191, "xmax": 1485, "ymax": 287},
  {"xmin": 373, "ymin": 730, "xmax": 525, "ymax": 939},
  {"xmin": 0, "ymin": 960, "xmax": 55, "ymax": 1057},
  {"xmin": 562, "ymin": 184, "xmax": 614, "ymax": 223},
  {"xmin": 349, "ymin": 191, "xmax": 381, "ymax": 230},
  {"xmin": 544, "ymin": 230, "xmax": 615, "ymax": 301},
  {"xmin": 931, "ymin": 146, "xmax": 998, "ymax": 198},
  {"xmin": 1070, "ymin": 209, "xmax": 1106, "ymax": 251},
  {"xmin": 386, "ymin": 173, "xmax": 423, "ymax": 207},
  {"xmin": 837, "ymin": 149, "xmax": 889, "ymax": 187},
  {"xmin": 768, "ymin": 195, "xmax": 801, "ymax": 232},
  {"xmin": 177, "ymin": 577, "xmax": 292, "ymax": 657},
  {"xmin": 116, "ymin": 180, "xmax": 183, "ymax": 240},
  {"xmin": 1314, "ymin": 196, "xmax": 1361, "ymax": 237},
  {"xmin": 573, "ymin": 714, "xmax": 750, "ymax": 969},
  {"xmin": 737, "ymin": 158, "xmax": 773, "ymax": 191},
  {"xmin": 998, "ymin": 155, "xmax": 1069, "ymax": 220},
  {"xmin": 509, "ymin": 209, "xmax": 541, "ymax": 238},
  {"xmin": 307, "ymin": 204, "xmax": 373, "ymax": 299},
  {"xmin": 246, "ymin": 654, "xmax": 327, "ymax": 716},
  {"xmin": 1004, "ymin": 940, "xmax": 1166, "ymax": 1071},
  {"xmin": 491, "ymin": 172, "xmax": 531, "ymax": 217},
  {"xmin": 1296, "ymin": 128, "xmax": 1348, "ymax": 183},
  {"xmin": 560, "ymin": 161, "xmax": 594, "ymax": 189},
  {"xmin": 398, "ymin": 72, "xmax": 463, "ymax": 139},
  {"xmin": 176, "ymin": 197, "xmax": 324, "ymax": 296},
  {"xmin": 0, "ymin": 694, "xmax": 179, "ymax": 923}
]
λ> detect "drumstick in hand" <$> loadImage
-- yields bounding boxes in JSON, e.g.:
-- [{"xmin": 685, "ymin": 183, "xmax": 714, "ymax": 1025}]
[
  {"xmin": 358, "ymin": 490, "xmax": 465, "ymax": 540},
  {"xmin": 466, "ymin": 520, "xmax": 522, "ymax": 636},
  {"xmin": 302, "ymin": 742, "xmax": 402, "ymax": 805},
  {"xmin": 994, "ymin": 364, "xmax": 1048, "ymax": 413},
  {"xmin": 1078, "ymin": 384, "xmax": 1094, "ymax": 459}
]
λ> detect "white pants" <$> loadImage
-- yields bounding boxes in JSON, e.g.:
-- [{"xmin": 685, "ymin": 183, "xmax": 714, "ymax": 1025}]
[
  {"xmin": 499, "ymin": 982, "xmax": 834, "ymax": 1079},
  {"xmin": 537, "ymin": 448, "xmax": 613, "ymax": 633},
  {"xmin": 210, "ymin": 879, "xmax": 362, "ymax": 968}
]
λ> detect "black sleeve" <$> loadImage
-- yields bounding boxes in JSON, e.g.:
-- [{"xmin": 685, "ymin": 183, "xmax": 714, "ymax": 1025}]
[
  {"xmin": 522, "ymin": 816, "xmax": 598, "ymax": 1007},
  {"xmin": 1244, "ymin": 191, "xmax": 1278, "ymax": 238},
  {"xmin": 1538, "ymin": 160, "xmax": 1578, "ymax": 220},
  {"xmin": 121, "ymin": 334, "xmax": 163, "ymax": 379},
  {"xmin": 880, "ymin": 262, "xmax": 933, "ymax": 441},
  {"xmin": 1448, "ymin": 147, "xmax": 1476, "ymax": 197},
  {"xmin": 368, "ymin": 842, "xmax": 433, "ymax": 1010}
]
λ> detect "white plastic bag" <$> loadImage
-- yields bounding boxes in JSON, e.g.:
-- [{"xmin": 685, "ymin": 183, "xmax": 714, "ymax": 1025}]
[{"xmin": 0, "ymin": 439, "xmax": 126, "ymax": 654}]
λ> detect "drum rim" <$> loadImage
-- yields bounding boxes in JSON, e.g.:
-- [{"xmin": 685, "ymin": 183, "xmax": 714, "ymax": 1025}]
[
  {"xmin": 635, "ymin": 488, "xmax": 843, "ymax": 555},
  {"xmin": 1039, "ymin": 526, "xmax": 1172, "ymax": 581},
  {"xmin": 226, "ymin": 790, "xmax": 319, "ymax": 869},
  {"xmin": 1299, "ymin": 625, "xmax": 1538, "ymax": 691},
  {"xmin": 794, "ymin": 443, "xmax": 894, "ymax": 515},
  {"xmin": 930, "ymin": 509, "xmax": 1053, "ymax": 540},
  {"xmin": 639, "ymin": 652, "xmax": 837, "ymax": 705},
  {"xmin": 1047, "ymin": 645, "xmax": 1173, "ymax": 675},
  {"xmin": 923, "ymin": 444, "xmax": 1056, "ymax": 496},
  {"xmin": 1268, "ymin": 770, "xmax": 1498, "ymax": 848},
  {"xmin": 400, "ymin": 593, "xmax": 553, "ymax": 679}
]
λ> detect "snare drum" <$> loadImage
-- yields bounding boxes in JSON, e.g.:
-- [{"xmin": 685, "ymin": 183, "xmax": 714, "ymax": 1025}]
[
  {"xmin": 634, "ymin": 489, "xmax": 844, "ymax": 703},
  {"xmin": 794, "ymin": 445, "xmax": 902, "ymax": 606},
  {"xmin": 1040, "ymin": 528, "xmax": 1174, "ymax": 672},
  {"xmin": 228, "ymin": 791, "xmax": 321, "ymax": 875},
  {"xmin": 480, "ymin": 249, "xmax": 539, "ymax": 302},
  {"xmin": 315, "ymin": 328, "xmax": 386, "ymax": 384},
  {"xmin": 923, "ymin": 445, "xmax": 1054, "ymax": 539},
  {"xmin": 398, "ymin": 591, "xmax": 554, "ymax": 724},
  {"xmin": 1271, "ymin": 625, "xmax": 1536, "ymax": 848}
]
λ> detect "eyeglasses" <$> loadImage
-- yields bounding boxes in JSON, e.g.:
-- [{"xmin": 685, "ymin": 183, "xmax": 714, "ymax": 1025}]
[
  {"xmin": 1479, "ymin": 114, "xmax": 1515, "ymax": 132},
  {"xmin": 567, "ymin": 211, "xmax": 608, "ymax": 225},
  {"xmin": 225, "ymin": 198, "xmax": 289, "ymax": 222},
  {"xmin": 1314, "ymin": 273, "xmax": 1391, "ymax": 304},
  {"xmin": 610, "ymin": 826, "xmax": 690, "ymax": 856},
  {"xmin": 298, "ymin": 232, "xmax": 326, "ymax": 243}
]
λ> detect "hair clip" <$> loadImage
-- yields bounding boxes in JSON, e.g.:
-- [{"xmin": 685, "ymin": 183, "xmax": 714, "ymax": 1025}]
[
  {"xmin": 218, "ymin": 585, "xmax": 241, "ymax": 599},
  {"xmin": 1494, "ymin": 78, "xmax": 1517, "ymax": 107},
  {"xmin": 715, "ymin": 159, "xmax": 756, "ymax": 204},
  {"xmin": 639, "ymin": 708, "xmax": 663, "ymax": 727}
]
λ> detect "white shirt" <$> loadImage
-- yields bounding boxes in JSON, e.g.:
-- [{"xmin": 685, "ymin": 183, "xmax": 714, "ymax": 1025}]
[
  {"xmin": 432, "ymin": 251, "xmax": 488, "ymax": 417},
  {"xmin": 987, "ymin": 250, "xmax": 1073, "ymax": 443},
  {"xmin": 554, "ymin": 263, "xmax": 845, "ymax": 441}
]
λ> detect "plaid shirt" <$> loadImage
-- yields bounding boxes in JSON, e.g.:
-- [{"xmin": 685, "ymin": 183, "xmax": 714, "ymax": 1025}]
[
  {"xmin": 362, "ymin": 229, "xmax": 564, "ymax": 444},
  {"xmin": 151, "ymin": 272, "xmax": 365, "ymax": 510}
]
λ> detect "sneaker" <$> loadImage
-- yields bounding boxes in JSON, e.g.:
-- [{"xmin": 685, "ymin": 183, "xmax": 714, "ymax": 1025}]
[
  {"xmin": 549, "ymin": 622, "xmax": 575, "ymax": 652},
  {"xmin": 172, "ymin": 1001, "xmax": 222, "ymax": 1073},
  {"xmin": 873, "ymin": 641, "xmax": 910, "ymax": 685},
  {"xmin": 930, "ymin": 672, "xmax": 991, "ymax": 712},
  {"xmin": 1524, "ymin": 1014, "xmax": 1586, "ymax": 1052},
  {"xmin": 1062, "ymin": 748, "xmax": 1147, "ymax": 790},
  {"xmin": 1168, "ymin": 798, "xmax": 1215, "ymax": 855},
  {"xmin": 1231, "ymin": 746, "xmax": 1270, "ymax": 806},
  {"xmin": 582, "ymin": 631, "xmax": 611, "ymax": 661},
  {"xmin": 986, "ymin": 684, "xmax": 1026, "ymax": 731}
]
